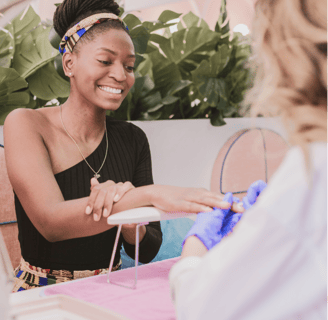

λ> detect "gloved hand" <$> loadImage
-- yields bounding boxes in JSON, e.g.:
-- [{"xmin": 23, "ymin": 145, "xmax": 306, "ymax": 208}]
[
  {"xmin": 182, "ymin": 193, "xmax": 240, "ymax": 250},
  {"xmin": 242, "ymin": 180, "xmax": 267, "ymax": 210},
  {"xmin": 220, "ymin": 195, "xmax": 242, "ymax": 238}
]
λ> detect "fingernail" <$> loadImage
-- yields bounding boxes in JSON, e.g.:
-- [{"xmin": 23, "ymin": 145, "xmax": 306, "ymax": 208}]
[
  {"xmin": 94, "ymin": 214, "xmax": 99, "ymax": 221},
  {"xmin": 103, "ymin": 208, "xmax": 108, "ymax": 217},
  {"xmin": 85, "ymin": 206, "xmax": 92, "ymax": 214},
  {"xmin": 113, "ymin": 194, "xmax": 119, "ymax": 202},
  {"xmin": 204, "ymin": 207, "xmax": 213, "ymax": 212}
]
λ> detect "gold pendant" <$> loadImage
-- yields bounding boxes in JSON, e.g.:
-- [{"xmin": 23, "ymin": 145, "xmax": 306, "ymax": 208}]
[{"xmin": 94, "ymin": 173, "xmax": 100, "ymax": 179}]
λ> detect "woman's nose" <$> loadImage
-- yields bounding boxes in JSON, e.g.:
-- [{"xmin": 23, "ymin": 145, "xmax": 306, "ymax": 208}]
[{"xmin": 109, "ymin": 63, "xmax": 126, "ymax": 82}]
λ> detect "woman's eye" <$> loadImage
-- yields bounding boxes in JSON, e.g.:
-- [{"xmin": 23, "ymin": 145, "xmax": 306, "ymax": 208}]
[
  {"xmin": 98, "ymin": 60, "xmax": 111, "ymax": 65},
  {"xmin": 126, "ymin": 66, "xmax": 135, "ymax": 72}
]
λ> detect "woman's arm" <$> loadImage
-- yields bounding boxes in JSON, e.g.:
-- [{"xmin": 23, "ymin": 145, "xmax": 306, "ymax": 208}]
[
  {"xmin": 4, "ymin": 110, "xmax": 228, "ymax": 243},
  {"xmin": 119, "ymin": 126, "xmax": 162, "ymax": 262}
]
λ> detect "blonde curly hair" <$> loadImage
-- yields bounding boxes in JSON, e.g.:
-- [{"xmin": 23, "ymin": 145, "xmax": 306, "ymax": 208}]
[{"xmin": 248, "ymin": 0, "xmax": 327, "ymax": 146}]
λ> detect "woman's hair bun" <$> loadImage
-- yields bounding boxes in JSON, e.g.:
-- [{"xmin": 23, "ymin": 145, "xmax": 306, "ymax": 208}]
[{"xmin": 53, "ymin": 0, "xmax": 120, "ymax": 38}]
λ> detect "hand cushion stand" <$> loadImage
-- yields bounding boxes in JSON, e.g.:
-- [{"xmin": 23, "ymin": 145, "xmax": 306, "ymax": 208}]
[{"xmin": 106, "ymin": 207, "xmax": 196, "ymax": 289}]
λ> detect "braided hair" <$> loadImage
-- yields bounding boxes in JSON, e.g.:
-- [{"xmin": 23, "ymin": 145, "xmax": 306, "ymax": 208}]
[{"xmin": 53, "ymin": 0, "xmax": 127, "ymax": 52}]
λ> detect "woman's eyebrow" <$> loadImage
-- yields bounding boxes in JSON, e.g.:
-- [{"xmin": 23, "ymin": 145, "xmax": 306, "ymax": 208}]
[{"xmin": 96, "ymin": 47, "xmax": 135, "ymax": 58}]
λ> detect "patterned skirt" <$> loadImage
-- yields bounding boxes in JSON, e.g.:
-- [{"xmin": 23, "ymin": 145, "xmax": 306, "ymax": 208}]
[{"xmin": 12, "ymin": 258, "xmax": 122, "ymax": 292}]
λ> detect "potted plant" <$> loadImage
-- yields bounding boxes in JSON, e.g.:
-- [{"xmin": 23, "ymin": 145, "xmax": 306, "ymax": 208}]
[{"xmin": 0, "ymin": 0, "xmax": 252, "ymax": 127}]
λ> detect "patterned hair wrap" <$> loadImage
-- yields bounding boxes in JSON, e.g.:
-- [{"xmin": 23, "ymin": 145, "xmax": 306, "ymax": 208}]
[{"xmin": 59, "ymin": 13, "xmax": 129, "ymax": 54}]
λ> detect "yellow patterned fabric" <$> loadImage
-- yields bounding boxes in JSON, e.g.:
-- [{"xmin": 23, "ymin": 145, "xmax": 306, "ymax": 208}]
[
  {"xmin": 12, "ymin": 257, "xmax": 121, "ymax": 292},
  {"xmin": 59, "ymin": 13, "xmax": 127, "ymax": 54}
]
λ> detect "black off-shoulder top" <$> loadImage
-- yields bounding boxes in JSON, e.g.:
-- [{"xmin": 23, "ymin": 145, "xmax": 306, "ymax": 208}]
[{"xmin": 14, "ymin": 117, "xmax": 162, "ymax": 270}]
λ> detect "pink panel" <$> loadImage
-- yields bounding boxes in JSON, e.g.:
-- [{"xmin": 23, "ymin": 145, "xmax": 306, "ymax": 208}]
[
  {"xmin": 0, "ymin": 148, "xmax": 21, "ymax": 269},
  {"xmin": 211, "ymin": 129, "xmax": 289, "ymax": 200}
]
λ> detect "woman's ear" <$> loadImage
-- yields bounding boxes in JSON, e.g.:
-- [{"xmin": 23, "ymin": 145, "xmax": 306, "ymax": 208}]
[{"xmin": 62, "ymin": 52, "xmax": 74, "ymax": 78}]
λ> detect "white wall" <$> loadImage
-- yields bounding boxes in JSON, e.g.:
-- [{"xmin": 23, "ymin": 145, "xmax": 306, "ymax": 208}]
[
  {"xmin": 132, "ymin": 118, "xmax": 287, "ymax": 189},
  {"xmin": 0, "ymin": 118, "xmax": 287, "ymax": 190}
]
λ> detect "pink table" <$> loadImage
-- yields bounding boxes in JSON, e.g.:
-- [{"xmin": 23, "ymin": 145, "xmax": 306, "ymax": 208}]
[{"xmin": 43, "ymin": 257, "xmax": 179, "ymax": 320}]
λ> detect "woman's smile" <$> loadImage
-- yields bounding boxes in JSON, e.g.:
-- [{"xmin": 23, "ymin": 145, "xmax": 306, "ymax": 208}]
[{"xmin": 98, "ymin": 85, "xmax": 124, "ymax": 100}]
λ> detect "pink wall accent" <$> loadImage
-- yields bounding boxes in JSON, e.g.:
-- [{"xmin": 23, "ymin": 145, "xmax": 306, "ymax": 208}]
[{"xmin": 38, "ymin": 0, "xmax": 255, "ymax": 31}]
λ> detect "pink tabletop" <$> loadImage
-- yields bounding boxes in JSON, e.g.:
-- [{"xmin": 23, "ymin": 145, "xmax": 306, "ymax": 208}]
[{"xmin": 43, "ymin": 257, "xmax": 179, "ymax": 320}]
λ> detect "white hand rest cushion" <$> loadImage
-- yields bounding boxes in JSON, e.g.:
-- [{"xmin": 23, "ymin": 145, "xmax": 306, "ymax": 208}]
[{"xmin": 107, "ymin": 207, "xmax": 197, "ymax": 225}]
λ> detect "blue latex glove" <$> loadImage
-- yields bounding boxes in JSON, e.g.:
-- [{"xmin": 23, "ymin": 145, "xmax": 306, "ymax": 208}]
[
  {"xmin": 242, "ymin": 180, "xmax": 267, "ymax": 210},
  {"xmin": 182, "ymin": 193, "xmax": 237, "ymax": 250},
  {"xmin": 220, "ymin": 196, "xmax": 242, "ymax": 238}
]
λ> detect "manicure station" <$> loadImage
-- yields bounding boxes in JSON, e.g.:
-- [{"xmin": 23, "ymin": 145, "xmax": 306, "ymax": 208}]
[{"xmin": 6, "ymin": 118, "xmax": 288, "ymax": 319}]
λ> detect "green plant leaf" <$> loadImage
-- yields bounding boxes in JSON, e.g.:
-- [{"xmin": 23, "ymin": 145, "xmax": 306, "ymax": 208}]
[
  {"xmin": 49, "ymin": 26, "xmax": 61, "ymax": 50},
  {"xmin": 131, "ymin": 74, "xmax": 155, "ymax": 105},
  {"xmin": 158, "ymin": 10, "xmax": 182, "ymax": 23},
  {"xmin": 133, "ymin": 54, "xmax": 145, "ymax": 70},
  {"xmin": 0, "ymin": 91, "xmax": 30, "ymax": 105},
  {"xmin": 177, "ymin": 20, "xmax": 184, "ymax": 31},
  {"xmin": 215, "ymin": 0, "xmax": 230, "ymax": 36},
  {"xmin": 0, "ymin": 67, "xmax": 30, "ymax": 124},
  {"xmin": 148, "ymin": 50, "xmax": 181, "ymax": 93},
  {"xmin": 217, "ymin": 96, "xmax": 228, "ymax": 110},
  {"xmin": 129, "ymin": 25, "xmax": 150, "ymax": 54},
  {"xmin": 124, "ymin": 14, "xmax": 142, "ymax": 30},
  {"xmin": 212, "ymin": 45, "xmax": 231, "ymax": 74},
  {"xmin": 162, "ymin": 95, "xmax": 179, "ymax": 105},
  {"xmin": 192, "ymin": 58, "xmax": 227, "ymax": 106},
  {"xmin": 182, "ymin": 11, "xmax": 200, "ymax": 29},
  {"xmin": 137, "ymin": 55, "xmax": 153, "ymax": 77},
  {"xmin": 158, "ymin": 27, "xmax": 219, "ymax": 67},
  {"xmin": 27, "ymin": 61, "xmax": 70, "ymax": 100},
  {"xmin": 166, "ymin": 80, "xmax": 192, "ymax": 96},
  {"xmin": 210, "ymin": 109, "xmax": 226, "ymax": 126},
  {"xmin": 182, "ymin": 11, "xmax": 209, "ymax": 29},
  {"xmin": 0, "ymin": 23, "xmax": 15, "ymax": 68},
  {"xmin": 118, "ymin": 6, "xmax": 124, "ymax": 17},
  {"xmin": 12, "ymin": 26, "xmax": 58, "ymax": 78},
  {"xmin": 147, "ymin": 102, "xmax": 164, "ymax": 113},
  {"xmin": 143, "ymin": 10, "xmax": 181, "ymax": 33},
  {"xmin": 0, "ymin": 66, "xmax": 28, "ymax": 95},
  {"xmin": 138, "ymin": 110, "xmax": 163, "ymax": 120},
  {"xmin": 148, "ymin": 33, "xmax": 168, "ymax": 46},
  {"xmin": 11, "ymin": 5, "xmax": 41, "ymax": 44},
  {"xmin": 144, "ymin": 42, "xmax": 158, "ymax": 54},
  {"xmin": 140, "ymin": 91, "xmax": 162, "ymax": 110}
]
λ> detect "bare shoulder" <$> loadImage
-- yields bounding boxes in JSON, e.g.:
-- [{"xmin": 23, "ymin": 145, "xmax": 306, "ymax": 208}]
[
  {"xmin": 3, "ymin": 108, "xmax": 54, "ymax": 179},
  {"xmin": 4, "ymin": 107, "xmax": 57, "ymax": 146},
  {"xmin": 4, "ymin": 108, "xmax": 41, "ymax": 138},
  {"xmin": 4, "ymin": 107, "xmax": 50, "ymax": 130}
]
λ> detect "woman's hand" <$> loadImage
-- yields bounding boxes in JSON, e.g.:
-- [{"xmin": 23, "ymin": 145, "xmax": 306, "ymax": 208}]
[
  {"xmin": 149, "ymin": 185, "xmax": 243, "ymax": 214},
  {"xmin": 85, "ymin": 178, "xmax": 135, "ymax": 221}
]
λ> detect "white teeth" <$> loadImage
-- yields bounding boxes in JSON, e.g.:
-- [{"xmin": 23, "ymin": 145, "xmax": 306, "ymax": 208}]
[{"xmin": 98, "ymin": 86, "xmax": 122, "ymax": 94}]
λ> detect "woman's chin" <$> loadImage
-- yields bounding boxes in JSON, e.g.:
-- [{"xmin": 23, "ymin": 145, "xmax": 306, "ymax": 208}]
[{"xmin": 97, "ymin": 101, "xmax": 123, "ymax": 112}]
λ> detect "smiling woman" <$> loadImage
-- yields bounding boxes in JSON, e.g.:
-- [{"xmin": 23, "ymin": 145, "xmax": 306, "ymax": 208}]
[{"xmin": 4, "ymin": 0, "xmax": 230, "ymax": 292}]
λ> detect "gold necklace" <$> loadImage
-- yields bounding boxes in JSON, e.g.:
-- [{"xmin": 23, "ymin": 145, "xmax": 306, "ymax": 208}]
[{"xmin": 60, "ymin": 105, "xmax": 108, "ymax": 179}]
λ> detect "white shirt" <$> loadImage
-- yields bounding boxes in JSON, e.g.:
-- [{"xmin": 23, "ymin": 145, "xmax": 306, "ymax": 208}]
[{"xmin": 169, "ymin": 142, "xmax": 327, "ymax": 320}]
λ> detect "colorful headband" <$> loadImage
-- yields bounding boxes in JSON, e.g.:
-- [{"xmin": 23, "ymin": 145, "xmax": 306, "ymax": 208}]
[{"xmin": 59, "ymin": 13, "xmax": 129, "ymax": 54}]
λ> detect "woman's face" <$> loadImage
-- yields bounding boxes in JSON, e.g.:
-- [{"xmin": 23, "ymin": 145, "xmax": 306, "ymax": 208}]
[{"xmin": 68, "ymin": 28, "xmax": 135, "ymax": 111}]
